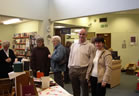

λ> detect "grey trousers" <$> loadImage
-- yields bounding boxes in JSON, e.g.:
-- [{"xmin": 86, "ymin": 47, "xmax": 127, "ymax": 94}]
[{"xmin": 69, "ymin": 67, "xmax": 89, "ymax": 96}]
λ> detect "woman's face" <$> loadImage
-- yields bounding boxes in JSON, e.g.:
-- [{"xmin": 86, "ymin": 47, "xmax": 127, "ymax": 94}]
[
  {"xmin": 4, "ymin": 45, "xmax": 9, "ymax": 51},
  {"xmin": 95, "ymin": 42, "xmax": 104, "ymax": 50},
  {"xmin": 52, "ymin": 40, "xmax": 58, "ymax": 47},
  {"xmin": 37, "ymin": 41, "xmax": 43, "ymax": 47}
]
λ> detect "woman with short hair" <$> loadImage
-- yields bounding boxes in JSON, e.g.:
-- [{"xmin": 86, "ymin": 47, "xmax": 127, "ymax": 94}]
[
  {"xmin": 0, "ymin": 41, "xmax": 16, "ymax": 78},
  {"xmin": 48, "ymin": 36, "xmax": 66, "ymax": 87},
  {"xmin": 86, "ymin": 37, "xmax": 112, "ymax": 96},
  {"xmin": 30, "ymin": 37, "xmax": 51, "ymax": 77}
]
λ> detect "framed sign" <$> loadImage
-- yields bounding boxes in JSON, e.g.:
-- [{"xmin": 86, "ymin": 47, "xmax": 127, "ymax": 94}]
[
  {"xmin": 60, "ymin": 28, "xmax": 71, "ymax": 34},
  {"xmin": 130, "ymin": 36, "xmax": 137, "ymax": 45}
]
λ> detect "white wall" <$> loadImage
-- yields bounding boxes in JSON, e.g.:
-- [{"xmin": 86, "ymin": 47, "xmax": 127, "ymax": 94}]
[
  {"xmin": 14, "ymin": 21, "xmax": 40, "ymax": 33},
  {"xmin": 87, "ymin": 14, "xmax": 139, "ymax": 67},
  {"xmin": 49, "ymin": 0, "xmax": 139, "ymax": 21},
  {"xmin": 0, "ymin": 0, "xmax": 48, "ymax": 20},
  {"xmin": 0, "ymin": 25, "xmax": 15, "ymax": 48}
]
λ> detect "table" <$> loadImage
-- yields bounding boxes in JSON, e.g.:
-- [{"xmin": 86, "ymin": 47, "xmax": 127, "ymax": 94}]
[
  {"xmin": 8, "ymin": 71, "xmax": 73, "ymax": 96},
  {"xmin": 38, "ymin": 85, "xmax": 73, "ymax": 96},
  {"xmin": 34, "ymin": 77, "xmax": 73, "ymax": 96}
]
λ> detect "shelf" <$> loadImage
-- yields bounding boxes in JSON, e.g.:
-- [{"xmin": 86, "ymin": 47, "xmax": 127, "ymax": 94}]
[
  {"xmin": 16, "ymin": 43, "xmax": 26, "ymax": 45},
  {"xmin": 16, "ymin": 54, "xmax": 25, "ymax": 56},
  {"xmin": 15, "ymin": 48, "xmax": 25, "ymax": 50},
  {"xmin": 13, "ymin": 36, "xmax": 29, "ymax": 39}
]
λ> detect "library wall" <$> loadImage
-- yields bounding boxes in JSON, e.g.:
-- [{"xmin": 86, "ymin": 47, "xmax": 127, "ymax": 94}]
[
  {"xmin": 14, "ymin": 21, "xmax": 40, "ymax": 34},
  {"xmin": 55, "ymin": 14, "xmax": 139, "ymax": 68},
  {"xmin": 0, "ymin": 25, "xmax": 15, "ymax": 49}
]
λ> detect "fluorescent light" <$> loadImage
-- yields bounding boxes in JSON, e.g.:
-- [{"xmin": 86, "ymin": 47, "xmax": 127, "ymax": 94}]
[
  {"xmin": 54, "ymin": 26, "xmax": 66, "ymax": 28},
  {"xmin": 3, "ymin": 18, "xmax": 21, "ymax": 25},
  {"xmin": 74, "ymin": 29, "xmax": 82, "ymax": 32}
]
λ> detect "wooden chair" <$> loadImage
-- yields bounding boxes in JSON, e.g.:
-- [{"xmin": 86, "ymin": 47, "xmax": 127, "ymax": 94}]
[{"xmin": 0, "ymin": 78, "xmax": 13, "ymax": 96}]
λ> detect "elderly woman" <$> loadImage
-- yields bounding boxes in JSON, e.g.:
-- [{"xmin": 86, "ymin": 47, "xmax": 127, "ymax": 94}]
[
  {"xmin": 0, "ymin": 41, "xmax": 16, "ymax": 78},
  {"xmin": 30, "ymin": 37, "xmax": 50, "ymax": 77},
  {"xmin": 86, "ymin": 37, "xmax": 112, "ymax": 96},
  {"xmin": 48, "ymin": 36, "xmax": 66, "ymax": 87}
]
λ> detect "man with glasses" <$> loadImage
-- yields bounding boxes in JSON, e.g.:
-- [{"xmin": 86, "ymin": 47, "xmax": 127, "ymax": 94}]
[{"xmin": 68, "ymin": 29, "xmax": 95, "ymax": 96}]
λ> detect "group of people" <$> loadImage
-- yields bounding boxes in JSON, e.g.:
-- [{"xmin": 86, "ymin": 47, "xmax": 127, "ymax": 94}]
[
  {"xmin": 30, "ymin": 36, "xmax": 71, "ymax": 88},
  {"xmin": 0, "ymin": 28, "xmax": 112, "ymax": 96},
  {"xmin": 30, "ymin": 28, "xmax": 112, "ymax": 96},
  {"xmin": 68, "ymin": 29, "xmax": 112, "ymax": 96}
]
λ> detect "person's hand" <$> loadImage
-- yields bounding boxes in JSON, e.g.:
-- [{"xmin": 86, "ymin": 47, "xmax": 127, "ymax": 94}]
[
  {"xmin": 48, "ymin": 54, "xmax": 51, "ymax": 58},
  {"xmin": 101, "ymin": 81, "xmax": 107, "ymax": 87},
  {"xmin": 5, "ymin": 58, "xmax": 11, "ymax": 63}
]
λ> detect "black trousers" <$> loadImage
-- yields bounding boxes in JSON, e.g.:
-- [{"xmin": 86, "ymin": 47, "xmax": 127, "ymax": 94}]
[
  {"xmin": 90, "ymin": 76, "xmax": 106, "ymax": 96},
  {"xmin": 64, "ymin": 66, "xmax": 70, "ymax": 83},
  {"xmin": 54, "ymin": 71, "xmax": 64, "ymax": 87},
  {"xmin": 69, "ymin": 67, "xmax": 89, "ymax": 96}
]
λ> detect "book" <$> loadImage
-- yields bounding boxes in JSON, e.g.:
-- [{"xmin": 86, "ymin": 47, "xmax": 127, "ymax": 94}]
[{"xmin": 22, "ymin": 85, "xmax": 36, "ymax": 96}]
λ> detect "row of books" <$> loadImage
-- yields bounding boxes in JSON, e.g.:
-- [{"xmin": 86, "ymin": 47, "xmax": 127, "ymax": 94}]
[
  {"xmin": 13, "ymin": 39, "xmax": 29, "ymax": 44},
  {"xmin": 13, "ymin": 32, "xmax": 37, "ymax": 38},
  {"xmin": 13, "ymin": 33, "xmax": 29, "ymax": 38},
  {"xmin": 15, "ymin": 45, "xmax": 26, "ymax": 49},
  {"xmin": 15, "ymin": 50, "xmax": 25, "ymax": 55}
]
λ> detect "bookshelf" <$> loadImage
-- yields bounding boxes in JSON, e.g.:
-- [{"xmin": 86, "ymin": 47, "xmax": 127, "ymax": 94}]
[{"xmin": 13, "ymin": 32, "xmax": 37, "ymax": 58}]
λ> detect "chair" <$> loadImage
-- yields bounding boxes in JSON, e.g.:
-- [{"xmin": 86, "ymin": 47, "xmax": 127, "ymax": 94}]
[{"xmin": 0, "ymin": 78, "xmax": 13, "ymax": 96}]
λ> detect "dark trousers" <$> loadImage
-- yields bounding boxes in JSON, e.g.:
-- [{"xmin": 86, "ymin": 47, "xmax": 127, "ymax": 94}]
[
  {"xmin": 90, "ymin": 76, "xmax": 106, "ymax": 96},
  {"xmin": 64, "ymin": 67, "xmax": 70, "ymax": 83},
  {"xmin": 54, "ymin": 71, "xmax": 64, "ymax": 87},
  {"xmin": 69, "ymin": 67, "xmax": 89, "ymax": 96}
]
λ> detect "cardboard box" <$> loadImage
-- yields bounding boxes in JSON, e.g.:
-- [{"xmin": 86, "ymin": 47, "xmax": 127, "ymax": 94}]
[{"xmin": 125, "ymin": 63, "xmax": 136, "ymax": 75}]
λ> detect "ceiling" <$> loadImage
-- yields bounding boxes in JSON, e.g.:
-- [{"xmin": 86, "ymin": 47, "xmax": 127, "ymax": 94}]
[{"xmin": 112, "ymin": 9, "xmax": 139, "ymax": 15}]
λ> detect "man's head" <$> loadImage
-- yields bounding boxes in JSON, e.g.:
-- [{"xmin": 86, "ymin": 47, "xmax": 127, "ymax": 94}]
[
  {"xmin": 36, "ymin": 37, "xmax": 44, "ymax": 47},
  {"xmin": 79, "ymin": 29, "xmax": 87, "ymax": 43}
]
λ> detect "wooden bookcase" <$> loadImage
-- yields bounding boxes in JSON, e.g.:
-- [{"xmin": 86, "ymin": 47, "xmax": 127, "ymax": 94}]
[{"xmin": 12, "ymin": 32, "xmax": 37, "ymax": 58}]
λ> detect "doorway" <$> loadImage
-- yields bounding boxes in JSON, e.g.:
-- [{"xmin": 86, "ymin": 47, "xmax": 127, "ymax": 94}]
[
  {"xmin": 54, "ymin": 28, "xmax": 66, "ymax": 46},
  {"xmin": 97, "ymin": 33, "xmax": 111, "ymax": 49}
]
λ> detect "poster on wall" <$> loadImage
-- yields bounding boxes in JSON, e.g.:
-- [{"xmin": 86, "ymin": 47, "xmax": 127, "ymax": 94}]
[
  {"xmin": 122, "ymin": 40, "xmax": 126, "ymax": 49},
  {"xmin": 130, "ymin": 36, "xmax": 137, "ymax": 45}
]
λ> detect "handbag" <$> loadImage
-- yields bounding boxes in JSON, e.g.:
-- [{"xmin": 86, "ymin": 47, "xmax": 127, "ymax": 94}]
[
  {"xmin": 58, "ymin": 48, "xmax": 68, "ymax": 65},
  {"xmin": 58, "ymin": 55, "xmax": 67, "ymax": 65}
]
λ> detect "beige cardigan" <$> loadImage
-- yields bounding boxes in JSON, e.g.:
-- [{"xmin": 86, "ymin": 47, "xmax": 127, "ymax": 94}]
[{"xmin": 86, "ymin": 49, "xmax": 112, "ymax": 83}]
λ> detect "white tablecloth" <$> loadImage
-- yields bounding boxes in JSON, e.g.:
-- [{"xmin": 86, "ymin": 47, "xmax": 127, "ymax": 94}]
[{"xmin": 38, "ymin": 85, "xmax": 73, "ymax": 96}]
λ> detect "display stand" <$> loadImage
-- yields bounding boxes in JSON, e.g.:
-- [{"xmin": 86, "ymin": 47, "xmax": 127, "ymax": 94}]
[{"xmin": 9, "ymin": 71, "xmax": 38, "ymax": 96}]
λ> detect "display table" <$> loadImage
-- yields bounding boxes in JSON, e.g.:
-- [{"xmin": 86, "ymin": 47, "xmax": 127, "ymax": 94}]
[
  {"xmin": 8, "ymin": 72, "xmax": 73, "ymax": 96},
  {"xmin": 34, "ymin": 77, "xmax": 73, "ymax": 96},
  {"xmin": 38, "ymin": 85, "xmax": 73, "ymax": 96},
  {"xmin": 108, "ymin": 60, "xmax": 122, "ymax": 88}
]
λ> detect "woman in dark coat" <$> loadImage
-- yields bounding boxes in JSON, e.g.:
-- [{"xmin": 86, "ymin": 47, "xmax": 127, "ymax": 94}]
[
  {"xmin": 0, "ymin": 41, "xmax": 16, "ymax": 78},
  {"xmin": 30, "ymin": 37, "xmax": 50, "ymax": 77}
]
